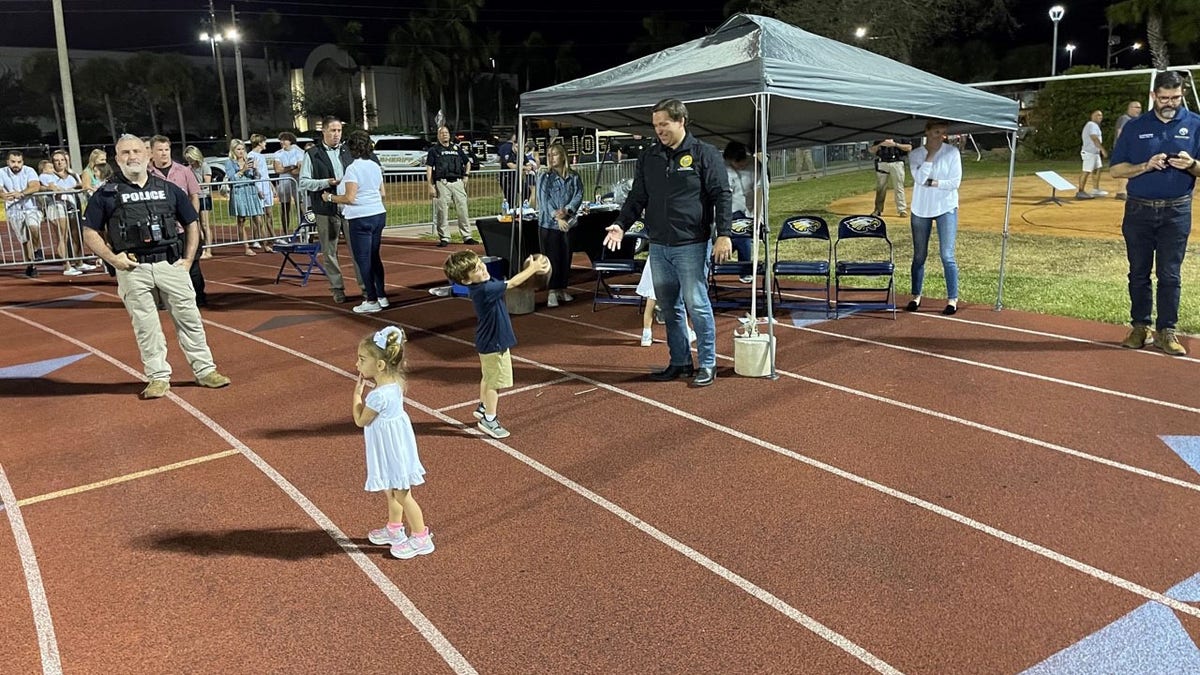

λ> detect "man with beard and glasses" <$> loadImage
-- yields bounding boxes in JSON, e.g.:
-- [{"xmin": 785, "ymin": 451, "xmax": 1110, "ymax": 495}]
[
  {"xmin": 82, "ymin": 134, "xmax": 230, "ymax": 399},
  {"xmin": 1110, "ymin": 70, "xmax": 1200, "ymax": 356},
  {"xmin": 1, "ymin": 150, "xmax": 45, "ymax": 277}
]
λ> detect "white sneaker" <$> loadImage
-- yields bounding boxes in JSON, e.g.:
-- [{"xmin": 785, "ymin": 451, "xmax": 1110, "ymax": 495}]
[
  {"xmin": 738, "ymin": 276, "xmax": 753, "ymax": 284},
  {"xmin": 559, "ymin": 291, "xmax": 574, "ymax": 303},
  {"xmin": 640, "ymin": 328, "xmax": 653, "ymax": 347},
  {"xmin": 76, "ymin": 262, "xmax": 97, "ymax": 272},
  {"xmin": 378, "ymin": 297, "xmax": 389, "ymax": 308},
  {"xmin": 251, "ymin": 241, "xmax": 263, "ymax": 249},
  {"xmin": 368, "ymin": 525, "xmax": 406, "ymax": 546},
  {"xmin": 547, "ymin": 291, "xmax": 559, "ymax": 308},
  {"xmin": 688, "ymin": 327, "xmax": 697, "ymax": 343},
  {"xmin": 352, "ymin": 300, "xmax": 381, "ymax": 314},
  {"xmin": 62, "ymin": 266, "xmax": 82, "ymax": 276},
  {"xmin": 1089, "ymin": 189, "xmax": 1108, "ymax": 196}
]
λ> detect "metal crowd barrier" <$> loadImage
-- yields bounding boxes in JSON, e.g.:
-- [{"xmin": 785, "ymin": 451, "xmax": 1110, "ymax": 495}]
[{"xmin": 0, "ymin": 188, "xmax": 92, "ymax": 272}]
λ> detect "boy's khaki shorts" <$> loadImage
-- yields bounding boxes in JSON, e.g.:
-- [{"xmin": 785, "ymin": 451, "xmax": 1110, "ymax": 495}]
[{"xmin": 479, "ymin": 349, "xmax": 513, "ymax": 389}]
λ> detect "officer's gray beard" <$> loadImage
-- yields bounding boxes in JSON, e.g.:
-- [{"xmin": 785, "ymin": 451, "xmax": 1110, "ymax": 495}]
[{"xmin": 120, "ymin": 163, "xmax": 147, "ymax": 182}]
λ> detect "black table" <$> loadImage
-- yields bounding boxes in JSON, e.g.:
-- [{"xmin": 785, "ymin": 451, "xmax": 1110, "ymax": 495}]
[{"xmin": 475, "ymin": 209, "xmax": 620, "ymax": 277}]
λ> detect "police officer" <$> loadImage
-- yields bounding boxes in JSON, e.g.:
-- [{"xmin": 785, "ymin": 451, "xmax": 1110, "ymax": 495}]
[
  {"xmin": 299, "ymin": 116, "xmax": 364, "ymax": 304},
  {"xmin": 426, "ymin": 125, "xmax": 475, "ymax": 247},
  {"xmin": 82, "ymin": 134, "xmax": 230, "ymax": 399},
  {"xmin": 1110, "ymin": 70, "xmax": 1200, "ymax": 356},
  {"xmin": 869, "ymin": 138, "xmax": 912, "ymax": 217},
  {"xmin": 604, "ymin": 98, "xmax": 733, "ymax": 388}
]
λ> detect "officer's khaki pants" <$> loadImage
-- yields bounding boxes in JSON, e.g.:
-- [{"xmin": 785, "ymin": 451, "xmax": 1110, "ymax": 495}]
[
  {"xmin": 434, "ymin": 179, "xmax": 472, "ymax": 241},
  {"xmin": 315, "ymin": 212, "xmax": 364, "ymax": 294},
  {"xmin": 874, "ymin": 161, "xmax": 907, "ymax": 215},
  {"xmin": 115, "ymin": 260, "xmax": 216, "ymax": 382}
]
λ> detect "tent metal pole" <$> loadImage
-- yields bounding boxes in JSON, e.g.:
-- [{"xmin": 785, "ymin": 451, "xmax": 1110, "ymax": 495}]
[
  {"xmin": 995, "ymin": 130, "xmax": 1018, "ymax": 311},
  {"xmin": 515, "ymin": 114, "xmax": 525, "ymax": 272},
  {"xmin": 761, "ymin": 93, "xmax": 777, "ymax": 379}
]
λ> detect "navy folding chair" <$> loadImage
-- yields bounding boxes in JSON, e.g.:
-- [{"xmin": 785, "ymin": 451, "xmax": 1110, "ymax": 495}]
[
  {"xmin": 773, "ymin": 215, "xmax": 832, "ymax": 317},
  {"xmin": 709, "ymin": 217, "xmax": 768, "ymax": 310},
  {"xmin": 833, "ymin": 215, "xmax": 895, "ymax": 319},
  {"xmin": 592, "ymin": 221, "xmax": 647, "ymax": 311},
  {"xmin": 273, "ymin": 217, "xmax": 326, "ymax": 287}
]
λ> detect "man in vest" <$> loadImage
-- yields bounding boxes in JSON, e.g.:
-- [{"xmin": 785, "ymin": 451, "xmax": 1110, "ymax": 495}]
[
  {"xmin": 426, "ymin": 125, "xmax": 476, "ymax": 246},
  {"xmin": 869, "ymin": 138, "xmax": 912, "ymax": 217},
  {"xmin": 299, "ymin": 116, "xmax": 363, "ymax": 303},
  {"xmin": 81, "ymin": 134, "xmax": 230, "ymax": 399}
]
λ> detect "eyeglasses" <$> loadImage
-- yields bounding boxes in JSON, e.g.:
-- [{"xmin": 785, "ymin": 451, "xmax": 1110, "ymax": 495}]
[{"xmin": 1156, "ymin": 95, "xmax": 1184, "ymax": 104}]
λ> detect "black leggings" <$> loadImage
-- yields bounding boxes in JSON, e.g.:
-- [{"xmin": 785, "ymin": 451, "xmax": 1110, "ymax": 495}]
[{"xmin": 537, "ymin": 226, "xmax": 571, "ymax": 290}]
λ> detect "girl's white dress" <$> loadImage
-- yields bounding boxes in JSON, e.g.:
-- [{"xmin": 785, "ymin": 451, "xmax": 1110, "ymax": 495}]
[{"xmin": 363, "ymin": 383, "xmax": 426, "ymax": 491}]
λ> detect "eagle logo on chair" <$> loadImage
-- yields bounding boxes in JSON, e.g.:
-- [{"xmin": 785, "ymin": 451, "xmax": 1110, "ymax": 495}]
[
  {"xmin": 846, "ymin": 216, "xmax": 882, "ymax": 233},
  {"xmin": 787, "ymin": 218, "xmax": 820, "ymax": 235},
  {"xmin": 730, "ymin": 218, "xmax": 753, "ymax": 235}
]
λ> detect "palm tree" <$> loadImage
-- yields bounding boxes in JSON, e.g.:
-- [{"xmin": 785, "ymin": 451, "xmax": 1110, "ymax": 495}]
[
  {"xmin": 386, "ymin": 15, "xmax": 449, "ymax": 137},
  {"xmin": 627, "ymin": 14, "xmax": 691, "ymax": 58},
  {"xmin": 75, "ymin": 58, "xmax": 125, "ymax": 143},
  {"xmin": 427, "ymin": 0, "xmax": 483, "ymax": 130},
  {"xmin": 20, "ymin": 52, "xmax": 63, "ymax": 140},
  {"xmin": 1108, "ymin": 0, "xmax": 1200, "ymax": 69},
  {"xmin": 514, "ymin": 32, "xmax": 548, "ymax": 92},
  {"xmin": 327, "ymin": 19, "xmax": 371, "ymax": 127},
  {"xmin": 148, "ymin": 55, "xmax": 196, "ymax": 146},
  {"xmin": 554, "ymin": 42, "xmax": 581, "ymax": 84}
]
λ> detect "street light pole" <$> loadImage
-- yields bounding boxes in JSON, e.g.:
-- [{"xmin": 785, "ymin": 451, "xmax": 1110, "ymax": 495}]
[
  {"xmin": 1066, "ymin": 43, "xmax": 1077, "ymax": 70},
  {"xmin": 1049, "ymin": 5, "xmax": 1065, "ymax": 75},
  {"xmin": 205, "ymin": 0, "xmax": 232, "ymax": 144},
  {"xmin": 51, "ymin": 0, "xmax": 81, "ymax": 171},
  {"xmin": 230, "ymin": 5, "xmax": 248, "ymax": 140}
]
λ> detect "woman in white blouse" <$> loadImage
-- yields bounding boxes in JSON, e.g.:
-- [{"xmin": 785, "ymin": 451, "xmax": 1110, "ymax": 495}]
[
  {"xmin": 906, "ymin": 119, "xmax": 963, "ymax": 315},
  {"xmin": 327, "ymin": 130, "xmax": 388, "ymax": 314}
]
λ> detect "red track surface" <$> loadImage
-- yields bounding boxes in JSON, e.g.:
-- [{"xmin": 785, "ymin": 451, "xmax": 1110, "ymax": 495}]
[{"xmin": 2, "ymin": 239, "xmax": 1198, "ymax": 674}]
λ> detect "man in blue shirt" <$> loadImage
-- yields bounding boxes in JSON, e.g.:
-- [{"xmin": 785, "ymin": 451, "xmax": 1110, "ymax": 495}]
[{"xmin": 1109, "ymin": 70, "xmax": 1200, "ymax": 356}]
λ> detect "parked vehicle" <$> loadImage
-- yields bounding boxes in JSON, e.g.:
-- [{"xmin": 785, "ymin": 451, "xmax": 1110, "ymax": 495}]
[
  {"xmin": 370, "ymin": 134, "xmax": 430, "ymax": 174},
  {"xmin": 204, "ymin": 136, "xmax": 313, "ymax": 182}
]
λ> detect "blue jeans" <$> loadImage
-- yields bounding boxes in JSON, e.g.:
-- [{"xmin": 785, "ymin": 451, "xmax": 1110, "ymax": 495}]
[
  {"xmin": 1122, "ymin": 199, "xmax": 1192, "ymax": 330},
  {"xmin": 650, "ymin": 241, "xmax": 716, "ymax": 369},
  {"xmin": 348, "ymin": 212, "xmax": 387, "ymax": 301},
  {"xmin": 910, "ymin": 209, "xmax": 959, "ymax": 299}
]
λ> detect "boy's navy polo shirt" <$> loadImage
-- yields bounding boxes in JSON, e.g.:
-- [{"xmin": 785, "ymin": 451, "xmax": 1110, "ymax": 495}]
[{"xmin": 468, "ymin": 278, "xmax": 517, "ymax": 355}]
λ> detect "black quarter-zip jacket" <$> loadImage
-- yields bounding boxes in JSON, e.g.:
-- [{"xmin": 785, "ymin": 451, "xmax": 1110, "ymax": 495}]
[{"xmin": 616, "ymin": 132, "xmax": 732, "ymax": 245}]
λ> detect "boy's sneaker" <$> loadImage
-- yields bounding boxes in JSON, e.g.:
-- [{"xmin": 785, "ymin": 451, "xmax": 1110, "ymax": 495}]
[
  {"xmin": 478, "ymin": 417, "xmax": 510, "ymax": 439},
  {"xmin": 378, "ymin": 297, "xmax": 389, "ymax": 308},
  {"xmin": 547, "ymin": 291, "xmax": 559, "ymax": 308},
  {"xmin": 368, "ymin": 525, "xmax": 406, "ymax": 546},
  {"xmin": 472, "ymin": 403, "xmax": 486, "ymax": 420},
  {"xmin": 1120, "ymin": 325, "xmax": 1152, "ymax": 349},
  {"xmin": 1154, "ymin": 328, "xmax": 1187, "ymax": 356},
  {"xmin": 391, "ymin": 530, "xmax": 434, "ymax": 559},
  {"xmin": 640, "ymin": 328, "xmax": 653, "ymax": 347},
  {"xmin": 353, "ymin": 300, "xmax": 381, "ymax": 314}
]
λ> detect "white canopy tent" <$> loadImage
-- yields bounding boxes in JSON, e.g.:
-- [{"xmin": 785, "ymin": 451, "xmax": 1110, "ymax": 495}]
[{"xmin": 519, "ymin": 13, "xmax": 1020, "ymax": 377}]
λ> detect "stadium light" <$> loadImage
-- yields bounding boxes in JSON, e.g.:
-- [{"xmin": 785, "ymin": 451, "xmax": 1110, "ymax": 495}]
[
  {"xmin": 1049, "ymin": 5, "xmax": 1065, "ymax": 75},
  {"xmin": 1066, "ymin": 43, "xmax": 1076, "ymax": 70}
]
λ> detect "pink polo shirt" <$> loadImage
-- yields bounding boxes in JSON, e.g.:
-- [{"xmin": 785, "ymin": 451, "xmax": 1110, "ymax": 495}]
[{"xmin": 150, "ymin": 161, "xmax": 201, "ymax": 199}]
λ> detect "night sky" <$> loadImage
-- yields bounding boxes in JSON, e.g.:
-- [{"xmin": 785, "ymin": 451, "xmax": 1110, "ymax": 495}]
[{"xmin": 5, "ymin": 0, "xmax": 1148, "ymax": 77}]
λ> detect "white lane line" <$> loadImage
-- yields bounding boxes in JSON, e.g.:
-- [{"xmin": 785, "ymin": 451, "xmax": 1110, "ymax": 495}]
[
  {"xmin": 435, "ymin": 376, "xmax": 572, "ymax": 413},
  {"xmin": 924, "ymin": 313, "xmax": 1200, "ymax": 365},
  {"xmin": 198, "ymin": 316, "xmax": 901, "ymax": 674},
  {"xmin": 0, "ymin": 309, "xmax": 477, "ymax": 675},
  {"xmin": 17, "ymin": 450, "xmax": 241, "ymax": 507},
  {"xmin": 778, "ymin": 322, "xmax": 1200, "ymax": 415},
  {"xmin": 0, "ymin": 463, "xmax": 62, "ymax": 675}
]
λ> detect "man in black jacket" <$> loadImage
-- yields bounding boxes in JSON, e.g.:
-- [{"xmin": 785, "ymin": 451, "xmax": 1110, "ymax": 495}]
[
  {"xmin": 299, "ymin": 116, "xmax": 363, "ymax": 303},
  {"xmin": 605, "ymin": 98, "xmax": 732, "ymax": 387}
]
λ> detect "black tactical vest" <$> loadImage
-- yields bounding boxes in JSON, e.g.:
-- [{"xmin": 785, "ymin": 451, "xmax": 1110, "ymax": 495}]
[
  {"xmin": 431, "ymin": 143, "xmax": 466, "ymax": 181},
  {"xmin": 102, "ymin": 175, "xmax": 179, "ymax": 253}
]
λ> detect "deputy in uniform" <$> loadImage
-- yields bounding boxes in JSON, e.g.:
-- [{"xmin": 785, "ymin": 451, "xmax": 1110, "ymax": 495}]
[
  {"xmin": 868, "ymin": 138, "xmax": 912, "ymax": 217},
  {"xmin": 82, "ymin": 134, "xmax": 231, "ymax": 399},
  {"xmin": 426, "ymin": 126, "xmax": 476, "ymax": 246},
  {"xmin": 299, "ymin": 116, "xmax": 364, "ymax": 304},
  {"xmin": 1110, "ymin": 70, "xmax": 1200, "ymax": 356}
]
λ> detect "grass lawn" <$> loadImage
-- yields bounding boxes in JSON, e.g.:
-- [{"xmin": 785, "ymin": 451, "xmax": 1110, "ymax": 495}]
[{"xmin": 768, "ymin": 159, "xmax": 1200, "ymax": 334}]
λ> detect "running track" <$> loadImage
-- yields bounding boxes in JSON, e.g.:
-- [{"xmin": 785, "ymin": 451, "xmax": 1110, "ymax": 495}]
[{"xmin": 2, "ymin": 238, "xmax": 1199, "ymax": 674}]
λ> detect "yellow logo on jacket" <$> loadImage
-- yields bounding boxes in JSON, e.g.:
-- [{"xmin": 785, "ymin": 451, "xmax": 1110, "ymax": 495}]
[{"xmin": 679, "ymin": 155, "xmax": 693, "ymax": 168}]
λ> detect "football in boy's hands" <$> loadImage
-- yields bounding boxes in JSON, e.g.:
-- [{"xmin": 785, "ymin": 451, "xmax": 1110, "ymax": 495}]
[{"xmin": 526, "ymin": 254, "xmax": 552, "ymax": 280}]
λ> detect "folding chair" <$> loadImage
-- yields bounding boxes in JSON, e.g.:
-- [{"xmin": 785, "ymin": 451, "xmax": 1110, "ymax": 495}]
[
  {"xmin": 773, "ymin": 215, "xmax": 832, "ymax": 317},
  {"xmin": 592, "ymin": 221, "xmax": 647, "ymax": 311},
  {"xmin": 833, "ymin": 214, "xmax": 895, "ymax": 319},
  {"xmin": 273, "ymin": 219, "xmax": 326, "ymax": 286},
  {"xmin": 709, "ymin": 217, "xmax": 768, "ymax": 310}
]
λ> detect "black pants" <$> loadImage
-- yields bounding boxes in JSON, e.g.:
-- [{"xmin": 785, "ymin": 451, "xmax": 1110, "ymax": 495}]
[
  {"xmin": 538, "ymin": 226, "xmax": 571, "ymax": 290},
  {"xmin": 190, "ymin": 255, "xmax": 207, "ymax": 305}
]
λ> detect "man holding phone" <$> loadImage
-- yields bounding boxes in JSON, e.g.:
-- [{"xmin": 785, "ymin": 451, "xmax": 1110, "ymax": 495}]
[{"xmin": 1109, "ymin": 70, "xmax": 1200, "ymax": 356}]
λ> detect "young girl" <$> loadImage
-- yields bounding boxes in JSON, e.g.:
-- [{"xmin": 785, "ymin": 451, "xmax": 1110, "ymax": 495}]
[{"xmin": 353, "ymin": 326, "xmax": 433, "ymax": 559}]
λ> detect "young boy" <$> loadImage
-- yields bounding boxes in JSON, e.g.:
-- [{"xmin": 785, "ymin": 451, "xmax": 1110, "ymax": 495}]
[{"xmin": 444, "ymin": 250, "xmax": 549, "ymax": 439}]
